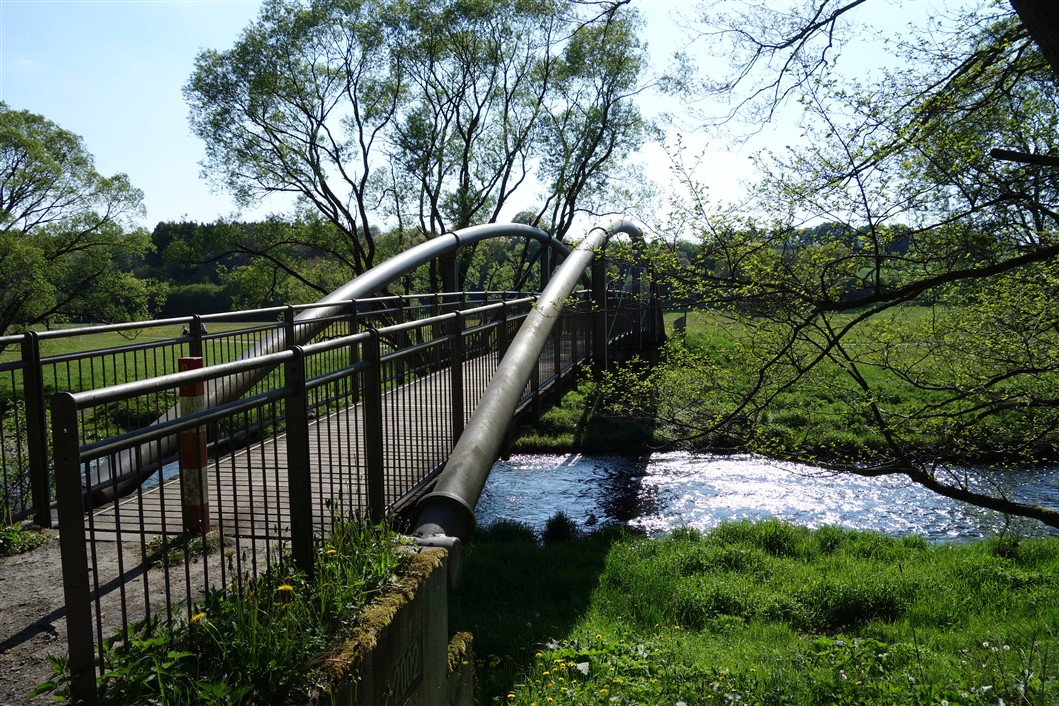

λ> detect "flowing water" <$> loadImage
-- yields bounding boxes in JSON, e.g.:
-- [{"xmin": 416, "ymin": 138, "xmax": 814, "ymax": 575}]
[{"xmin": 475, "ymin": 452, "xmax": 1059, "ymax": 541}]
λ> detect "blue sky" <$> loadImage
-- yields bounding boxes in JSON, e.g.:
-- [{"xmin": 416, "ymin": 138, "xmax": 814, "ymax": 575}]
[
  {"xmin": 2, "ymin": 0, "xmax": 266, "ymax": 225},
  {"xmin": 0, "ymin": 0, "xmax": 965, "ymax": 230}
]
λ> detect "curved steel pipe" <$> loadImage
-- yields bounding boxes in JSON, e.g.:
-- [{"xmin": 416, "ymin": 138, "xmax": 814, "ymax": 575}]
[
  {"xmin": 91, "ymin": 224, "xmax": 572, "ymax": 502},
  {"xmin": 412, "ymin": 219, "xmax": 643, "ymax": 543}
]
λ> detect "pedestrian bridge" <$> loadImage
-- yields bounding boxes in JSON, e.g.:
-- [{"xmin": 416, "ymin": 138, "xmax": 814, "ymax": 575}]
[{"xmin": 1, "ymin": 219, "xmax": 663, "ymax": 700}]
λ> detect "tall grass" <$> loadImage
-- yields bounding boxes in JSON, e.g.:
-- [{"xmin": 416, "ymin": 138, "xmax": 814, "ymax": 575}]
[
  {"xmin": 36, "ymin": 519, "xmax": 411, "ymax": 705},
  {"xmin": 453, "ymin": 519, "xmax": 1059, "ymax": 704}
]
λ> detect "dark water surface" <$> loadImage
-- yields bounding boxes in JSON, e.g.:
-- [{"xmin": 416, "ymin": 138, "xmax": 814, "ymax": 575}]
[{"xmin": 475, "ymin": 452, "xmax": 1059, "ymax": 541}]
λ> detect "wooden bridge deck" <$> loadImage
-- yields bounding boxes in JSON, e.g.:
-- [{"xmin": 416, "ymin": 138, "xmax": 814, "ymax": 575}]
[{"xmin": 86, "ymin": 342, "xmax": 575, "ymax": 543}]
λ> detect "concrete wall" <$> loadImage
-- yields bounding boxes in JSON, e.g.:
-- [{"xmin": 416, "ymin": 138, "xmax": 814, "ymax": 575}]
[{"xmin": 310, "ymin": 547, "xmax": 472, "ymax": 706}]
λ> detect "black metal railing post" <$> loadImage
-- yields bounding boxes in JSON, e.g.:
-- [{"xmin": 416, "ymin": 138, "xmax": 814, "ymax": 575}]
[
  {"xmin": 541, "ymin": 244, "xmax": 551, "ymax": 290},
  {"xmin": 284, "ymin": 347, "xmax": 314, "ymax": 576},
  {"xmin": 592, "ymin": 255, "xmax": 608, "ymax": 377},
  {"xmin": 52, "ymin": 391, "xmax": 97, "ymax": 706},
  {"xmin": 395, "ymin": 297, "xmax": 407, "ymax": 386},
  {"xmin": 450, "ymin": 312, "xmax": 465, "ymax": 444},
  {"xmin": 552, "ymin": 314, "xmax": 563, "ymax": 402},
  {"xmin": 498, "ymin": 301, "xmax": 510, "ymax": 359},
  {"xmin": 22, "ymin": 332, "xmax": 51, "ymax": 527},
  {"xmin": 363, "ymin": 329, "xmax": 385, "ymax": 522},
  {"xmin": 349, "ymin": 306, "xmax": 361, "ymax": 403},
  {"xmin": 190, "ymin": 315, "xmax": 204, "ymax": 359},
  {"xmin": 284, "ymin": 306, "xmax": 296, "ymax": 350}
]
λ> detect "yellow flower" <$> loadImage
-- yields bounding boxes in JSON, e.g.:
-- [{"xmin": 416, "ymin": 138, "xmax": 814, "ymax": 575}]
[
  {"xmin": 277, "ymin": 584, "xmax": 294, "ymax": 592},
  {"xmin": 506, "ymin": 693, "xmax": 515, "ymax": 701},
  {"xmin": 326, "ymin": 549, "xmax": 338, "ymax": 555},
  {"xmin": 190, "ymin": 612, "xmax": 206, "ymax": 623}
]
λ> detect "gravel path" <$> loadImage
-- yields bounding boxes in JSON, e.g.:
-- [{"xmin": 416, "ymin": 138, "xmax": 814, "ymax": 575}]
[{"xmin": 1, "ymin": 535, "xmax": 69, "ymax": 705}]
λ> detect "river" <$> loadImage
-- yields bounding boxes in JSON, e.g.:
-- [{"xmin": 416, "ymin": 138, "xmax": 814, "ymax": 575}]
[{"xmin": 475, "ymin": 452, "xmax": 1059, "ymax": 541}]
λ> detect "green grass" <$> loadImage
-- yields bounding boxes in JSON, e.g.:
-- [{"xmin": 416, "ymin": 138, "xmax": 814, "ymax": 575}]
[
  {"xmin": 35, "ymin": 519, "xmax": 411, "ymax": 705},
  {"xmin": 558, "ymin": 306, "xmax": 1059, "ymax": 466},
  {"xmin": 452, "ymin": 519, "xmax": 1059, "ymax": 705},
  {"xmin": 515, "ymin": 381, "xmax": 659, "ymax": 453},
  {"xmin": 0, "ymin": 522, "xmax": 47, "ymax": 556}
]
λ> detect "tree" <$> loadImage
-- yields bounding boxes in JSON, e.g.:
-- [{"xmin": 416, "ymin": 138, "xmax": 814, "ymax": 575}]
[
  {"xmin": 632, "ymin": 1, "xmax": 1059, "ymax": 528},
  {"xmin": 0, "ymin": 103, "xmax": 152, "ymax": 339},
  {"xmin": 185, "ymin": 0, "xmax": 648, "ymax": 286}
]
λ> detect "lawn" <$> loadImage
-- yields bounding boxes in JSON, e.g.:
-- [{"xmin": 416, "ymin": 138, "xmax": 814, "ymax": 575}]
[{"xmin": 453, "ymin": 517, "xmax": 1059, "ymax": 705}]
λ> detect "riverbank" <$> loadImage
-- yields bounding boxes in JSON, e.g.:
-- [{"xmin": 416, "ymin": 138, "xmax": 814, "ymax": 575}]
[{"xmin": 452, "ymin": 518, "xmax": 1059, "ymax": 705}]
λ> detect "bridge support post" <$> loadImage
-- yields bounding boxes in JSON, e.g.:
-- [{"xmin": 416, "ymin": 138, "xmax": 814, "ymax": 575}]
[
  {"xmin": 22, "ymin": 332, "xmax": 52, "ymax": 527},
  {"xmin": 284, "ymin": 347, "xmax": 315, "ymax": 575},
  {"xmin": 441, "ymin": 252, "xmax": 460, "ymax": 299},
  {"xmin": 178, "ymin": 357, "xmax": 210, "ymax": 535},
  {"xmin": 592, "ymin": 255, "xmax": 608, "ymax": 378},
  {"xmin": 283, "ymin": 307, "xmax": 296, "ymax": 350},
  {"xmin": 364, "ymin": 329, "xmax": 386, "ymax": 523},
  {"xmin": 190, "ymin": 315, "xmax": 205, "ymax": 358}
]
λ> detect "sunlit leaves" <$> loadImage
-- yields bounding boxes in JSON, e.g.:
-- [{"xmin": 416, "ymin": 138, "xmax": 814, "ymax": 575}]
[{"xmin": 0, "ymin": 104, "xmax": 151, "ymax": 336}]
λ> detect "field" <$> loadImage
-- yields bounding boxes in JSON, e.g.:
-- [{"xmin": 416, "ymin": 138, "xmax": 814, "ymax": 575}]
[
  {"xmin": 518, "ymin": 305, "xmax": 1059, "ymax": 467},
  {"xmin": 454, "ymin": 518, "xmax": 1059, "ymax": 705}
]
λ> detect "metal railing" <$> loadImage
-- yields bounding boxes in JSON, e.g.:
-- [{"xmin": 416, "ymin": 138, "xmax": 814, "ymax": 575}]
[
  {"xmin": 53, "ymin": 286, "xmax": 653, "ymax": 702},
  {"xmin": 0, "ymin": 291, "xmax": 531, "ymax": 525}
]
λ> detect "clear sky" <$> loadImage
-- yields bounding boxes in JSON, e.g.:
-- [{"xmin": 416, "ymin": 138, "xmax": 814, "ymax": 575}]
[
  {"xmin": 0, "ymin": 0, "xmax": 973, "ymax": 230},
  {"xmin": 2, "ymin": 0, "xmax": 267, "ymax": 226}
]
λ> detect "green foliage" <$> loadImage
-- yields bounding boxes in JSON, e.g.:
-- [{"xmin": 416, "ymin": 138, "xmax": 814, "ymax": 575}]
[
  {"xmin": 184, "ymin": 0, "xmax": 648, "ymax": 282},
  {"xmin": 517, "ymin": 380, "xmax": 659, "ymax": 453},
  {"xmin": 456, "ymin": 519, "xmax": 1059, "ymax": 705},
  {"xmin": 35, "ymin": 519, "xmax": 409, "ymax": 705},
  {"xmin": 0, "ymin": 103, "xmax": 155, "ymax": 335},
  {"xmin": 640, "ymin": 2, "xmax": 1059, "ymax": 528},
  {"xmin": 0, "ymin": 522, "xmax": 46, "ymax": 557}
]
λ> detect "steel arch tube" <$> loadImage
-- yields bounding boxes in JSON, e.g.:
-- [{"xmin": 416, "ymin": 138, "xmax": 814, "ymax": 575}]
[
  {"xmin": 412, "ymin": 219, "xmax": 643, "ymax": 542},
  {"xmin": 90, "ymin": 223, "xmax": 572, "ymax": 504}
]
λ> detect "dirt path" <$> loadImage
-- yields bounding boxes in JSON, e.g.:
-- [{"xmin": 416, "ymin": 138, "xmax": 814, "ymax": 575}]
[
  {"xmin": 0, "ymin": 534, "xmax": 68, "ymax": 705},
  {"xmin": 1, "ymin": 529, "xmax": 276, "ymax": 705}
]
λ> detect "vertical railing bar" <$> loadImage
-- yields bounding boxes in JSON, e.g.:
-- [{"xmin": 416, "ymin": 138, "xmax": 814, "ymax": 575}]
[
  {"xmin": 363, "ymin": 329, "xmax": 385, "ymax": 522},
  {"xmin": 52, "ymin": 391, "xmax": 97, "ymax": 706},
  {"xmin": 285, "ymin": 347, "xmax": 315, "ymax": 575},
  {"xmin": 22, "ymin": 332, "xmax": 52, "ymax": 527}
]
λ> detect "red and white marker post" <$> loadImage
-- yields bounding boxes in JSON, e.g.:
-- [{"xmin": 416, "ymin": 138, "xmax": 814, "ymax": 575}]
[{"xmin": 178, "ymin": 357, "xmax": 209, "ymax": 533}]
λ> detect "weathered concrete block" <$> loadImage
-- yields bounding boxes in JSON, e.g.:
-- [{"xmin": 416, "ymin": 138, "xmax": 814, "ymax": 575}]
[{"xmin": 311, "ymin": 547, "xmax": 472, "ymax": 706}]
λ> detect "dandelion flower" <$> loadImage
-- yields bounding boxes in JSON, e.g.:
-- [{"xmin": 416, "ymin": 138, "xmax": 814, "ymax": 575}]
[
  {"xmin": 190, "ymin": 612, "xmax": 206, "ymax": 623},
  {"xmin": 277, "ymin": 584, "xmax": 295, "ymax": 592}
]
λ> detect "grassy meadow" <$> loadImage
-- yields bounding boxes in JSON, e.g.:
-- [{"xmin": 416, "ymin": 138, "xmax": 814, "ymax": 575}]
[
  {"xmin": 453, "ymin": 518, "xmax": 1059, "ymax": 705},
  {"xmin": 516, "ymin": 305, "xmax": 1059, "ymax": 467}
]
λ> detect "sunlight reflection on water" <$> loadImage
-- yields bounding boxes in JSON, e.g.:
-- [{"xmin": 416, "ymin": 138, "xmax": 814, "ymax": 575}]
[{"xmin": 475, "ymin": 452, "xmax": 1059, "ymax": 541}]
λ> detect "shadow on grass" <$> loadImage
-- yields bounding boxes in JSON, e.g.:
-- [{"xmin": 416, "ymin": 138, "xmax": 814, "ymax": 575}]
[{"xmin": 449, "ymin": 521, "xmax": 627, "ymax": 703}]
